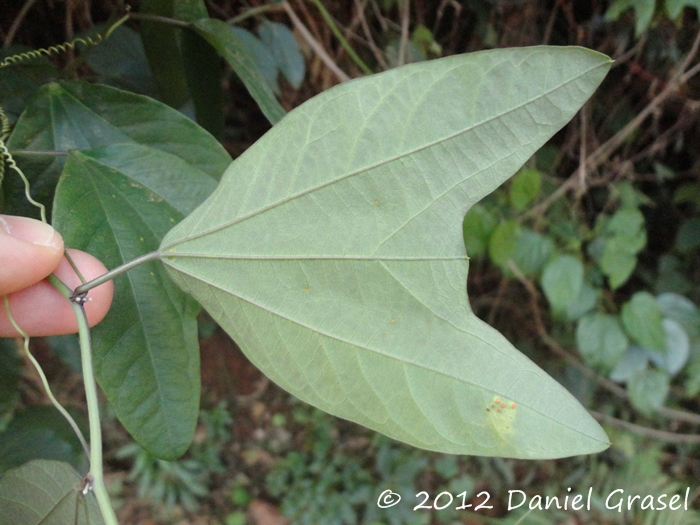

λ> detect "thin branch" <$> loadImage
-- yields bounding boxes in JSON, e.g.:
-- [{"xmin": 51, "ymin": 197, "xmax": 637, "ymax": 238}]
[
  {"xmin": 311, "ymin": 0, "xmax": 372, "ymax": 75},
  {"xmin": 282, "ymin": 1, "xmax": 350, "ymax": 83},
  {"xmin": 4, "ymin": 0, "xmax": 39, "ymax": 46},
  {"xmin": 397, "ymin": 0, "xmax": 410, "ymax": 67},
  {"xmin": 591, "ymin": 411, "xmax": 700, "ymax": 444},
  {"xmin": 129, "ymin": 12, "xmax": 190, "ymax": 29},
  {"xmin": 353, "ymin": 0, "xmax": 388, "ymax": 70},
  {"xmin": 227, "ymin": 4, "xmax": 285, "ymax": 25},
  {"xmin": 9, "ymin": 149, "xmax": 68, "ymax": 157}
]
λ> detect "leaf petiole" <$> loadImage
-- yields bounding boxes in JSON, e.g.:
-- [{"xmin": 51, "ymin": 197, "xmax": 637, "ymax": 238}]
[{"xmin": 72, "ymin": 250, "xmax": 162, "ymax": 297}]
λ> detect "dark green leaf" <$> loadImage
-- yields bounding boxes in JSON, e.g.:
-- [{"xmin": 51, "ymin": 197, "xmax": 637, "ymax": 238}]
[
  {"xmin": 509, "ymin": 168, "xmax": 541, "ymax": 212},
  {"xmin": 605, "ymin": 208, "xmax": 646, "ymax": 251},
  {"xmin": 565, "ymin": 282, "xmax": 598, "ymax": 321},
  {"xmin": 161, "ymin": 47, "xmax": 612, "ymax": 458},
  {"xmin": 0, "ymin": 459, "xmax": 104, "ymax": 525},
  {"xmin": 174, "ymin": 0, "xmax": 226, "ymax": 138},
  {"xmin": 488, "ymin": 220, "xmax": 520, "ymax": 269},
  {"xmin": 628, "ymin": 367, "xmax": 670, "ymax": 415},
  {"xmin": 139, "ymin": 0, "xmax": 190, "ymax": 109},
  {"xmin": 540, "ymin": 254, "xmax": 584, "ymax": 313},
  {"xmin": 656, "ymin": 254, "xmax": 693, "ymax": 295},
  {"xmin": 192, "ymin": 18, "xmax": 286, "ymax": 124},
  {"xmin": 616, "ymin": 180, "xmax": 652, "ymax": 209},
  {"xmin": 0, "ymin": 339, "xmax": 21, "ymax": 418},
  {"xmin": 181, "ymin": 30, "xmax": 225, "ymax": 139},
  {"xmin": 0, "ymin": 47, "xmax": 57, "ymax": 124},
  {"xmin": 674, "ymin": 182, "xmax": 700, "ymax": 207},
  {"xmin": 84, "ymin": 25, "xmax": 158, "ymax": 97},
  {"xmin": 656, "ymin": 292, "xmax": 700, "ymax": 340},
  {"xmin": 601, "ymin": 237, "xmax": 638, "ymax": 289},
  {"xmin": 675, "ymin": 217, "xmax": 700, "ymax": 254},
  {"xmin": 45, "ymin": 334, "xmax": 82, "ymax": 373},
  {"xmin": 605, "ymin": 0, "xmax": 656, "ymax": 36},
  {"xmin": 610, "ymin": 346, "xmax": 649, "ymax": 382},
  {"xmin": 512, "ymin": 228, "xmax": 555, "ymax": 276},
  {"xmin": 666, "ymin": 0, "xmax": 700, "ymax": 19},
  {"xmin": 53, "ymin": 146, "xmax": 209, "ymax": 459},
  {"xmin": 621, "ymin": 291, "xmax": 666, "ymax": 351},
  {"xmin": 0, "ymin": 406, "xmax": 88, "ymax": 473},
  {"xmin": 576, "ymin": 313, "xmax": 628, "ymax": 371},
  {"xmin": 600, "ymin": 207, "xmax": 646, "ymax": 289},
  {"xmin": 646, "ymin": 319, "xmax": 689, "ymax": 376},
  {"xmin": 5, "ymin": 81, "xmax": 230, "ymax": 218},
  {"xmin": 462, "ymin": 204, "xmax": 496, "ymax": 257},
  {"xmin": 258, "ymin": 21, "xmax": 306, "ymax": 89},
  {"xmin": 685, "ymin": 348, "xmax": 700, "ymax": 396},
  {"xmin": 231, "ymin": 27, "xmax": 280, "ymax": 94}
]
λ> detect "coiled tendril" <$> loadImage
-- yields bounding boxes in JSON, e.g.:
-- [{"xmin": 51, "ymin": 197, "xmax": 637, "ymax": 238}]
[{"xmin": 0, "ymin": 9, "xmax": 130, "ymax": 69}]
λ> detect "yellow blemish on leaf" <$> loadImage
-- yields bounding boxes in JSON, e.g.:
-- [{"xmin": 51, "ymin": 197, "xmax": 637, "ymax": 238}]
[
  {"xmin": 303, "ymin": 287, "xmax": 310, "ymax": 293},
  {"xmin": 487, "ymin": 395, "xmax": 517, "ymax": 437},
  {"xmin": 390, "ymin": 318, "xmax": 396, "ymax": 324},
  {"xmin": 373, "ymin": 199, "xmax": 380, "ymax": 205}
]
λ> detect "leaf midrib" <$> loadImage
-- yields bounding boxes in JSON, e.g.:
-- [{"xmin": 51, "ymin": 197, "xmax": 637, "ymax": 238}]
[{"xmin": 161, "ymin": 58, "xmax": 607, "ymax": 251}]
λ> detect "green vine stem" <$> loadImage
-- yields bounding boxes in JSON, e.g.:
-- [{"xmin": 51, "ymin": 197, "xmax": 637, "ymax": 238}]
[
  {"xmin": 2, "ymin": 295, "xmax": 90, "ymax": 458},
  {"xmin": 48, "ymin": 275, "xmax": 119, "ymax": 525},
  {"xmin": 310, "ymin": 0, "xmax": 373, "ymax": 75}
]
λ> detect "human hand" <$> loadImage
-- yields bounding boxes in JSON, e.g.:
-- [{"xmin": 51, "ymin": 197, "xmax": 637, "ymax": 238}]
[{"xmin": 0, "ymin": 215, "xmax": 113, "ymax": 337}]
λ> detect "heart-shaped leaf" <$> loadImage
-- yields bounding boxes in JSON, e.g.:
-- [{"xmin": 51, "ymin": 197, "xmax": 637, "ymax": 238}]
[{"xmin": 161, "ymin": 47, "xmax": 612, "ymax": 458}]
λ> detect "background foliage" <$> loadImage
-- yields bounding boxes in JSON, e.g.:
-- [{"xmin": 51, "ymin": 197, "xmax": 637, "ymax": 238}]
[{"xmin": 1, "ymin": 0, "xmax": 699, "ymax": 524}]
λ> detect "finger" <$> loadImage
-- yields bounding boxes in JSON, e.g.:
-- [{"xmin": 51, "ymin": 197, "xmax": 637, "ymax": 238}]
[
  {"xmin": 0, "ymin": 215, "xmax": 64, "ymax": 296},
  {"xmin": 0, "ymin": 249, "xmax": 114, "ymax": 337}
]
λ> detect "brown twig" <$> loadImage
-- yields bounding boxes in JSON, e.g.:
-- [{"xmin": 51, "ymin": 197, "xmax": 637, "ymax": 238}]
[
  {"xmin": 4, "ymin": 0, "xmax": 39, "ymax": 46},
  {"xmin": 353, "ymin": 0, "xmax": 388, "ymax": 70},
  {"xmin": 283, "ymin": 1, "xmax": 351, "ymax": 83},
  {"xmin": 397, "ymin": 0, "xmax": 410, "ymax": 66},
  {"xmin": 591, "ymin": 411, "xmax": 700, "ymax": 444}
]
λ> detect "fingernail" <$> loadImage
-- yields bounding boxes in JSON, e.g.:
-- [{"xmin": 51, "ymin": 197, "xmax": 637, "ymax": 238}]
[{"xmin": 0, "ymin": 215, "xmax": 63, "ymax": 249}]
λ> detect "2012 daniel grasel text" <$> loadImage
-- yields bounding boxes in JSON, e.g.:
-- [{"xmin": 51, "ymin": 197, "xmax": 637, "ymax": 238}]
[{"xmin": 508, "ymin": 487, "xmax": 692, "ymax": 512}]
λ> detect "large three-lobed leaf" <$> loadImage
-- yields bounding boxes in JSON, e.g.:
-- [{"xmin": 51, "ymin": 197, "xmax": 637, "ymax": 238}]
[{"xmin": 161, "ymin": 47, "xmax": 612, "ymax": 458}]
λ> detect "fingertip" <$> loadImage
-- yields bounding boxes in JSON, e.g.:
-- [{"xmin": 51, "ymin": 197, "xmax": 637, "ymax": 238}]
[
  {"xmin": 0, "ymin": 215, "xmax": 65, "ymax": 296},
  {"xmin": 0, "ymin": 250, "xmax": 113, "ymax": 336}
]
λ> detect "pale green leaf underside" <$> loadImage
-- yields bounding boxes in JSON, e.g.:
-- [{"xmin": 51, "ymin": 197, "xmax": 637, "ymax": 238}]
[{"xmin": 161, "ymin": 47, "xmax": 612, "ymax": 458}]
